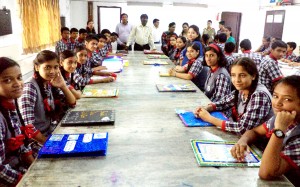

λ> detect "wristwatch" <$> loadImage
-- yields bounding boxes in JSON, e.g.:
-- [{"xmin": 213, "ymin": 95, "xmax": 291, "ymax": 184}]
[{"xmin": 273, "ymin": 129, "xmax": 285, "ymax": 138}]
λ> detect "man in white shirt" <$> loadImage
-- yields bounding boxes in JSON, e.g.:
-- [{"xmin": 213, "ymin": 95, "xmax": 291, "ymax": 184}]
[
  {"xmin": 115, "ymin": 13, "xmax": 133, "ymax": 50},
  {"xmin": 125, "ymin": 14, "xmax": 156, "ymax": 51},
  {"xmin": 152, "ymin": 18, "xmax": 161, "ymax": 44}
]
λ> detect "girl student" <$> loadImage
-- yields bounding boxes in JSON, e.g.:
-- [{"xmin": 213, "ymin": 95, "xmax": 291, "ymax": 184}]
[
  {"xmin": 19, "ymin": 50, "xmax": 76, "ymax": 152},
  {"xmin": 73, "ymin": 46, "xmax": 115, "ymax": 91},
  {"xmin": 231, "ymin": 75, "xmax": 300, "ymax": 186},
  {"xmin": 59, "ymin": 50, "xmax": 82, "ymax": 99},
  {"xmin": 181, "ymin": 25, "xmax": 204, "ymax": 66},
  {"xmin": 168, "ymin": 43, "xmax": 208, "ymax": 91},
  {"xmin": 168, "ymin": 34, "xmax": 178, "ymax": 61},
  {"xmin": 175, "ymin": 36, "xmax": 187, "ymax": 66},
  {"xmin": 0, "ymin": 57, "xmax": 34, "ymax": 186},
  {"xmin": 203, "ymin": 43, "xmax": 231, "ymax": 102},
  {"xmin": 194, "ymin": 57, "xmax": 273, "ymax": 135}
]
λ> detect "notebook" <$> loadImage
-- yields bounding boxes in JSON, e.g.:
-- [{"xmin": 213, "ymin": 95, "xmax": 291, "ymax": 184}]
[
  {"xmin": 147, "ymin": 54, "xmax": 169, "ymax": 59},
  {"xmin": 143, "ymin": 60, "xmax": 169, "ymax": 65},
  {"xmin": 190, "ymin": 140, "xmax": 261, "ymax": 167},
  {"xmin": 38, "ymin": 132, "xmax": 109, "ymax": 158},
  {"xmin": 101, "ymin": 57, "xmax": 123, "ymax": 73},
  {"xmin": 156, "ymin": 84, "xmax": 197, "ymax": 92},
  {"xmin": 82, "ymin": 88, "xmax": 119, "ymax": 98},
  {"xmin": 144, "ymin": 50, "xmax": 164, "ymax": 54},
  {"xmin": 176, "ymin": 110, "xmax": 228, "ymax": 127},
  {"xmin": 61, "ymin": 110, "xmax": 115, "ymax": 126}
]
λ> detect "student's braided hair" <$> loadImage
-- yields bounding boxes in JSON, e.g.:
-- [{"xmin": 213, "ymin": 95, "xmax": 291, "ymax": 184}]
[
  {"xmin": 33, "ymin": 50, "xmax": 63, "ymax": 118},
  {"xmin": 60, "ymin": 50, "xmax": 76, "ymax": 86},
  {"xmin": 230, "ymin": 57, "xmax": 259, "ymax": 120}
]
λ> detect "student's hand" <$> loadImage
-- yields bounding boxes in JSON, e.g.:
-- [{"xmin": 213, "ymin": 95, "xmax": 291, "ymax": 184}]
[
  {"xmin": 230, "ymin": 142, "xmax": 250, "ymax": 162},
  {"xmin": 274, "ymin": 110, "xmax": 296, "ymax": 131},
  {"xmin": 124, "ymin": 46, "xmax": 129, "ymax": 51},
  {"xmin": 151, "ymin": 49, "xmax": 157, "ymax": 51},
  {"xmin": 203, "ymin": 104, "xmax": 214, "ymax": 112},
  {"xmin": 50, "ymin": 71, "xmax": 67, "ymax": 89},
  {"xmin": 288, "ymin": 62, "xmax": 300, "ymax": 67},
  {"xmin": 102, "ymin": 77, "xmax": 114, "ymax": 83},
  {"xmin": 195, "ymin": 108, "xmax": 211, "ymax": 121},
  {"xmin": 194, "ymin": 107, "xmax": 202, "ymax": 118},
  {"xmin": 169, "ymin": 68, "xmax": 176, "ymax": 77},
  {"xmin": 93, "ymin": 66, "xmax": 107, "ymax": 71}
]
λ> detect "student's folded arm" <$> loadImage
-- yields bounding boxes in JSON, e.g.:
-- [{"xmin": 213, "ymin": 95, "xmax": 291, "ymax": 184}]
[
  {"xmin": 214, "ymin": 91, "xmax": 236, "ymax": 111},
  {"xmin": 73, "ymin": 73, "xmax": 90, "ymax": 88},
  {"xmin": 223, "ymin": 92, "xmax": 272, "ymax": 135},
  {"xmin": 210, "ymin": 74, "xmax": 231, "ymax": 103}
]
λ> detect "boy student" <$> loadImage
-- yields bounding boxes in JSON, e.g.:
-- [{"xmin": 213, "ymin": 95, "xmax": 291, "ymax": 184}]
[
  {"xmin": 258, "ymin": 40, "xmax": 286, "ymax": 93},
  {"xmin": 224, "ymin": 42, "xmax": 236, "ymax": 72},
  {"xmin": 126, "ymin": 14, "xmax": 156, "ymax": 51},
  {"xmin": 101, "ymin": 29, "xmax": 112, "ymax": 53},
  {"xmin": 216, "ymin": 33, "xmax": 227, "ymax": 52},
  {"xmin": 281, "ymin": 42, "xmax": 297, "ymax": 62},
  {"xmin": 55, "ymin": 27, "xmax": 70, "ymax": 56},
  {"xmin": 217, "ymin": 20, "xmax": 225, "ymax": 35},
  {"xmin": 94, "ymin": 34, "xmax": 108, "ymax": 63},
  {"xmin": 76, "ymin": 28, "xmax": 87, "ymax": 47},
  {"xmin": 84, "ymin": 35, "xmax": 114, "ymax": 81},
  {"xmin": 111, "ymin": 32, "xmax": 119, "ymax": 51},
  {"xmin": 237, "ymin": 39, "xmax": 263, "ymax": 69},
  {"xmin": 69, "ymin": 28, "xmax": 79, "ymax": 51}
]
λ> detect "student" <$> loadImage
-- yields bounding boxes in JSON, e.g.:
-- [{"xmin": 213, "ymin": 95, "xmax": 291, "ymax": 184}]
[
  {"xmin": 85, "ymin": 35, "xmax": 106, "ymax": 68},
  {"xmin": 174, "ymin": 36, "xmax": 187, "ymax": 65},
  {"xmin": 281, "ymin": 42, "xmax": 297, "ymax": 62},
  {"xmin": 73, "ymin": 46, "xmax": 114, "ymax": 91},
  {"xmin": 0, "ymin": 57, "xmax": 34, "ymax": 186},
  {"xmin": 60, "ymin": 50, "xmax": 82, "ymax": 99},
  {"xmin": 168, "ymin": 34, "xmax": 177, "ymax": 60},
  {"xmin": 203, "ymin": 20, "xmax": 216, "ymax": 43},
  {"xmin": 69, "ymin": 28, "xmax": 78, "ymax": 51},
  {"xmin": 237, "ymin": 39, "xmax": 262, "ymax": 69},
  {"xmin": 96, "ymin": 33, "xmax": 109, "ymax": 58},
  {"xmin": 258, "ymin": 40, "xmax": 286, "ymax": 93},
  {"xmin": 224, "ymin": 41, "xmax": 236, "ymax": 72},
  {"xmin": 55, "ymin": 27, "xmax": 70, "ymax": 56},
  {"xmin": 202, "ymin": 34, "xmax": 210, "ymax": 47},
  {"xmin": 169, "ymin": 43, "xmax": 208, "ymax": 91},
  {"xmin": 180, "ymin": 22, "xmax": 189, "ymax": 39},
  {"xmin": 217, "ymin": 33, "xmax": 227, "ymax": 52},
  {"xmin": 224, "ymin": 26, "xmax": 236, "ymax": 44},
  {"xmin": 86, "ymin": 20, "xmax": 96, "ymax": 35},
  {"xmin": 194, "ymin": 57, "xmax": 273, "ymax": 135},
  {"xmin": 255, "ymin": 36, "xmax": 271, "ymax": 53},
  {"xmin": 101, "ymin": 29, "xmax": 112, "ymax": 53},
  {"xmin": 19, "ymin": 50, "xmax": 76, "ymax": 155},
  {"xmin": 203, "ymin": 44, "xmax": 231, "ymax": 102},
  {"xmin": 76, "ymin": 28, "xmax": 87, "ymax": 47},
  {"xmin": 217, "ymin": 20, "xmax": 225, "ymax": 35},
  {"xmin": 181, "ymin": 25, "xmax": 204, "ymax": 66},
  {"xmin": 161, "ymin": 22, "xmax": 177, "ymax": 56},
  {"xmin": 111, "ymin": 32, "xmax": 119, "ymax": 51},
  {"xmin": 231, "ymin": 75, "xmax": 300, "ymax": 186}
]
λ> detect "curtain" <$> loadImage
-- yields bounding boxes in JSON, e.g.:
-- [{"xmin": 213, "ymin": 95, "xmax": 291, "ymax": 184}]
[{"xmin": 18, "ymin": 0, "xmax": 61, "ymax": 54}]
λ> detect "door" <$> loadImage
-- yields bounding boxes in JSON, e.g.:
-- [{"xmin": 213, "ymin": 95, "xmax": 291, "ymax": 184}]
[
  {"xmin": 221, "ymin": 12, "xmax": 242, "ymax": 52},
  {"xmin": 263, "ymin": 10, "xmax": 285, "ymax": 40},
  {"xmin": 97, "ymin": 6, "xmax": 121, "ymax": 33}
]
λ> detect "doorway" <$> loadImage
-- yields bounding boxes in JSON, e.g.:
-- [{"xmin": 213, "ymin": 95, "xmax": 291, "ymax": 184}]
[
  {"xmin": 97, "ymin": 6, "xmax": 121, "ymax": 34},
  {"xmin": 221, "ymin": 12, "xmax": 242, "ymax": 52},
  {"xmin": 263, "ymin": 10, "xmax": 285, "ymax": 40}
]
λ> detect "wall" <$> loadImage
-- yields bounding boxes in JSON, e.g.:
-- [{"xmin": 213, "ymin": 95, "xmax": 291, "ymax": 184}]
[
  {"xmin": 59, "ymin": 0, "xmax": 71, "ymax": 27},
  {"xmin": 70, "ymin": 1, "xmax": 88, "ymax": 29}
]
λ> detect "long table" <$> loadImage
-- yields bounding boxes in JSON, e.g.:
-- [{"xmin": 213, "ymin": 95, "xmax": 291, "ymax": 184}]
[{"xmin": 17, "ymin": 52, "xmax": 293, "ymax": 187}]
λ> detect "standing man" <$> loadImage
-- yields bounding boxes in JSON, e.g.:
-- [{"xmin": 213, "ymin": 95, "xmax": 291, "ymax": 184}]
[
  {"xmin": 152, "ymin": 18, "xmax": 161, "ymax": 44},
  {"xmin": 125, "ymin": 14, "xmax": 156, "ymax": 51},
  {"xmin": 217, "ymin": 20, "xmax": 225, "ymax": 35},
  {"xmin": 115, "ymin": 13, "xmax": 133, "ymax": 50},
  {"xmin": 203, "ymin": 20, "xmax": 216, "ymax": 43}
]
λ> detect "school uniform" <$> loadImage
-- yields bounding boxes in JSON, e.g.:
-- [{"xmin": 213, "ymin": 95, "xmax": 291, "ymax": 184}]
[
  {"xmin": 217, "ymin": 43, "xmax": 225, "ymax": 52},
  {"xmin": 73, "ymin": 61, "xmax": 94, "ymax": 90},
  {"xmin": 55, "ymin": 39, "xmax": 70, "ymax": 56},
  {"xmin": 168, "ymin": 46, "xmax": 177, "ymax": 60},
  {"xmin": 258, "ymin": 55, "xmax": 283, "ymax": 93},
  {"xmin": 69, "ymin": 38, "xmax": 77, "ymax": 52},
  {"xmin": 75, "ymin": 38, "xmax": 85, "ymax": 47},
  {"xmin": 284, "ymin": 51, "xmax": 297, "ymax": 61},
  {"xmin": 224, "ymin": 52, "xmax": 237, "ymax": 72},
  {"xmin": 211, "ymin": 83, "xmax": 273, "ymax": 135},
  {"xmin": 0, "ymin": 106, "xmax": 32, "ymax": 185},
  {"xmin": 89, "ymin": 51, "xmax": 104, "ymax": 68},
  {"xmin": 204, "ymin": 67, "xmax": 231, "ymax": 102},
  {"xmin": 161, "ymin": 31, "xmax": 178, "ymax": 56},
  {"xmin": 184, "ymin": 57, "xmax": 209, "ymax": 91},
  {"xmin": 263, "ymin": 117, "xmax": 300, "ymax": 169},
  {"xmin": 181, "ymin": 41, "xmax": 203, "ymax": 66},
  {"xmin": 172, "ymin": 48, "xmax": 183, "ymax": 65},
  {"xmin": 236, "ymin": 51, "xmax": 263, "ymax": 70}
]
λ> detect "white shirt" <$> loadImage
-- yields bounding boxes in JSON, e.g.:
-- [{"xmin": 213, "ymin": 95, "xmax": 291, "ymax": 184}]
[
  {"xmin": 152, "ymin": 26, "xmax": 161, "ymax": 43},
  {"xmin": 115, "ymin": 22, "xmax": 133, "ymax": 45},
  {"xmin": 126, "ymin": 24, "xmax": 156, "ymax": 50}
]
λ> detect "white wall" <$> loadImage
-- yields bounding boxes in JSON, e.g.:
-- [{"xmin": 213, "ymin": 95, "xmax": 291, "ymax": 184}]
[
  {"xmin": 59, "ymin": 0, "xmax": 71, "ymax": 28},
  {"xmin": 70, "ymin": 1, "xmax": 87, "ymax": 29}
]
